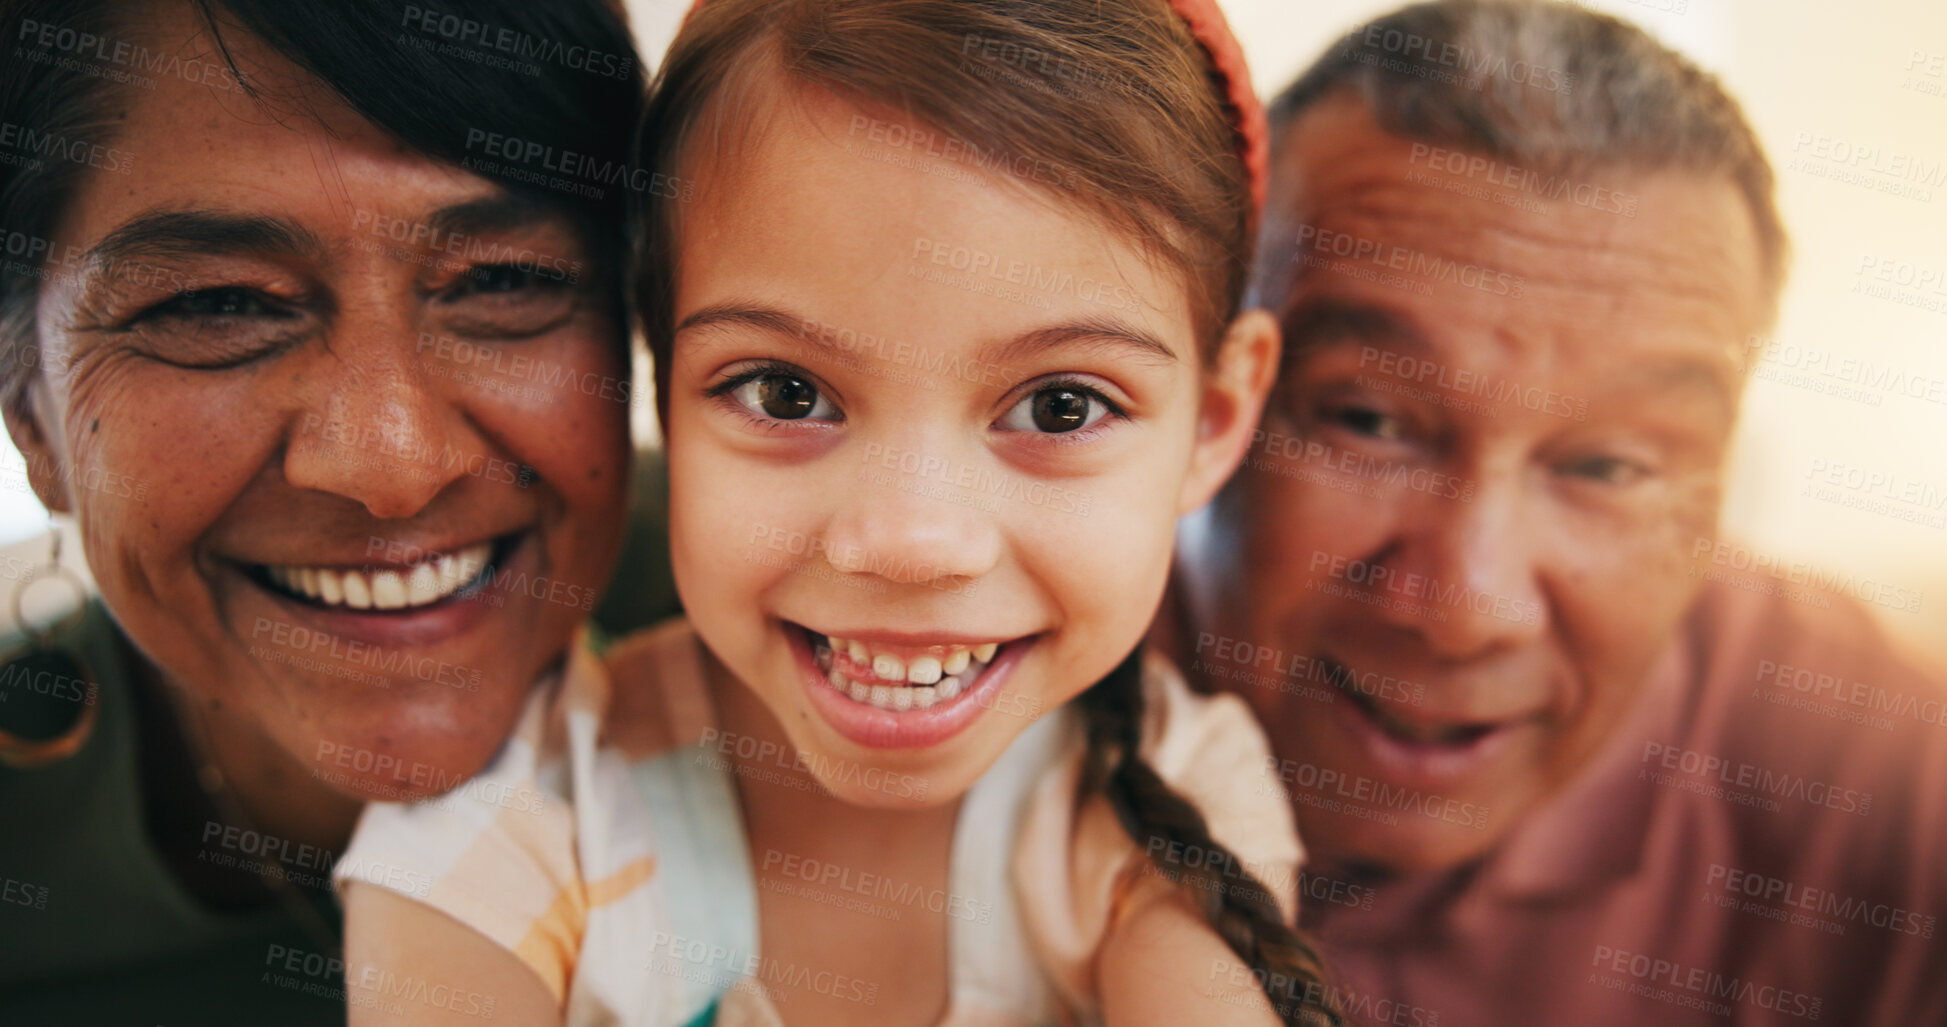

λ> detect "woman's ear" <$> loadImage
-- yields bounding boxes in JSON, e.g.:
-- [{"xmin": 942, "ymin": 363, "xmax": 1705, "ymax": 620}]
[
  {"xmin": 5, "ymin": 377, "xmax": 71, "ymax": 514},
  {"xmin": 1177, "ymin": 308, "xmax": 1279, "ymax": 517}
]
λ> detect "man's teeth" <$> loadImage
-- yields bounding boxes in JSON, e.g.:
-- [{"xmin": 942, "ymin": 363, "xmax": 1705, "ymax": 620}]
[
  {"xmin": 263, "ymin": 542, "xmax": 493, "ymax": 611},
  {"xmin": 816, "ymin": 635, "xmax": 1000, "ymax": 711}
]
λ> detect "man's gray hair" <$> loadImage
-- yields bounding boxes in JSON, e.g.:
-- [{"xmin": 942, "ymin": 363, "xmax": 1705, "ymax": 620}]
[{"xmin": 1255, "ymin": 0, "xmax": 1786, "ymax": 315}]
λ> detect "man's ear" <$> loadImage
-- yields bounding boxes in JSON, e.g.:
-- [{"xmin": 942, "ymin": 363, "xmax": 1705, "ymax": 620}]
[
  {"xmin": 1178, "ymin": 308, "xmax": 1280, "ymax": 517},
  {"xmin": 5, "ymin": 375, "xmax": 70, "ymax": 514}
]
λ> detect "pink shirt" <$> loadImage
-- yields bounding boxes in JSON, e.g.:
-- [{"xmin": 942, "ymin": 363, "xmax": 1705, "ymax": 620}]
[{"xmin": 1296, "ymin": 581, "xmax": 1947, "ymax": 1026}]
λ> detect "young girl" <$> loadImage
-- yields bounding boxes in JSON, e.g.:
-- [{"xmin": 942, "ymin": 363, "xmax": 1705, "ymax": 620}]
[{"xmin": 338, "ymin": 1, "xmax": 1341, "ymax": 1024}]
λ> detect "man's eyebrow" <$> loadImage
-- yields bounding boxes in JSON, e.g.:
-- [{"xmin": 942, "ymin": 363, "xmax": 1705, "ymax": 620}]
[
  {"xmin": 678, "ymin": 303, "xmax": 1178, "ymax": 365},
  {"xmin": 1281, "ymin": 299, "xmax": 1429, "ymax": 355},
  {"xmin": 1282, "ymin": 297, "xmax": 1736, "ymax": 411},
  {"xmin": 1612, "ymin": 357, "xmax": 1738, "ymax": 410},
  {"xmin": 86, "ymin": 208, "xmax": 326, "ymax": 267}
]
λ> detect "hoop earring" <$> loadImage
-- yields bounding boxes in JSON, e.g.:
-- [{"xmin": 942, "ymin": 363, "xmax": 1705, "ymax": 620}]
[{"xmin": 0, "ymin": 526, "xmax": 99, "ymax": 769}]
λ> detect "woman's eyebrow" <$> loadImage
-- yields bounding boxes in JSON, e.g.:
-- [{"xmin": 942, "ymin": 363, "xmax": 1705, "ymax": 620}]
[
  {"xmin": 86, "ymin": 207, "xmax": 326, "ymax": 267},
  {"xmin": 423, "ymin": 193, "xmax": 570, "ymax": 238},
  {"xmin": 82, "ymin": 195, "xmax": 570, "ymax": 271}
]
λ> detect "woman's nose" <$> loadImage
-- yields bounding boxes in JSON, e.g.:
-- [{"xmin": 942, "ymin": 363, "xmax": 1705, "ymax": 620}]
[{"xmin": 281, "ymin": 311, "xmax": 484, "ymax": 520}]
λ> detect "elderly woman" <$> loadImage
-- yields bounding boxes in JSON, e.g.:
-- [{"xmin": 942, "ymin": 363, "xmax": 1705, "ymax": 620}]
[{"xmin": 0, "ymin": 0, "xmax": 655, "ymax": 1020}]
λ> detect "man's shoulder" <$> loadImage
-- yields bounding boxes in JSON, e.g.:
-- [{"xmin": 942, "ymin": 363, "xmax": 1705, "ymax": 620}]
[
  {"xmin": 1672, "ymin": 580, "xmax": 1947, "ymax": 878},
  {"xmin": 1681, "ymin": 579, "xmax": 1947, "ymax": 756}
]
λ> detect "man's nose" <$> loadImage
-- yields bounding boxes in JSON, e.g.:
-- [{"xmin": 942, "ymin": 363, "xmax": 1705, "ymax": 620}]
[{"xmin": 1369, "ymin": 470, "xmax": 1548, "ymax": 659}]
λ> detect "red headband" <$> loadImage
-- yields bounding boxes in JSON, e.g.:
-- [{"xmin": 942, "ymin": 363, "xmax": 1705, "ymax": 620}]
[{"xmin": 680, "ymin": 0, "xmax": 1268, "ymax": 214}]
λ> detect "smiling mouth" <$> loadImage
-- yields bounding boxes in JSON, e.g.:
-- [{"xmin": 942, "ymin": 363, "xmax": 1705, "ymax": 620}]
[
  {"xmin": 250, "ymin": 535, "xmax": 516, "ymax": 612},
  {"xmin": 1323, "ymin": 658, "xmax": 1500, "ymax": 747},
  {"xmin": 796, "ymin": 625, "xmax": 1009, "ymax": 713}
]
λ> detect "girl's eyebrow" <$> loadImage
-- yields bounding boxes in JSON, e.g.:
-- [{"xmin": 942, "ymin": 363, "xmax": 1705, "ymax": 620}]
[{"xmin": 678, "ymin": 302, "xmax": 1179, "ymax": 365}]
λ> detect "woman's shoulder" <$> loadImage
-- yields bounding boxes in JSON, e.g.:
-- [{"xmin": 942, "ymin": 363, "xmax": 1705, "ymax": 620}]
[{"xmin": 600, "ymin": 615, "xmax": 720, "ymax": 762}]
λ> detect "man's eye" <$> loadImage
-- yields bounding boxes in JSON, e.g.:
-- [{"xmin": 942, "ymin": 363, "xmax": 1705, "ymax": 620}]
[
  {"xmin": 730, "ymin": 372, "xmax": 838, "ymax": 421},
  {"xmin": 1563, "ymin": 455, "xmax": 1646, "ymax": 484},
  {"xmin": 1330, "ymin": 404, "xmax": 1404, "ymax": 440},
  {"xmin": 997, "ymin": 386, "xmax": 1115, "ymax": 434}
]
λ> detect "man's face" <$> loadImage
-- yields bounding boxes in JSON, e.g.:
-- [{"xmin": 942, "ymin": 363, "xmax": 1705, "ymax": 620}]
[{"xmin": 1182, "ymin": 95, "xmax": 1769, "ymax": 873}]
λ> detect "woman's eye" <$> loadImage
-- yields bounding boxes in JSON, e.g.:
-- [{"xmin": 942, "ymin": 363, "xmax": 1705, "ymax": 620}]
[
  {"xmin": 997, "ymin": 386, "xmax": 1113, "ymax": 434},
  {"xmin": 1329, "ymin": 404, "xmax": 1404, "ymax": 441},
  {"xmin": 731, "ymin": 372, "xmax": 838, "ymax": 421},
  {"xmin": 457, "ymin": 265, "xmax": 544, "ymax": 296},
  {"xmin": 150, "ymin": 288, "xmax": 286, "ymax": 321},
  {"xmin": 435, "ymin": 263, "xmax": 578, "ymax": 339}
]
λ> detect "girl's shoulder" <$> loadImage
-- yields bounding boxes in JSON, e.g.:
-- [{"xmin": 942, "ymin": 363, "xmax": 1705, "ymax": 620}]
[
  {"xmin": 1135, "ymin": 650, "xmax": 1285, "ymax": 793},
  {"xmin": 1012, "ymin": 652, "xmax": 1304, "ymax": 1015}
]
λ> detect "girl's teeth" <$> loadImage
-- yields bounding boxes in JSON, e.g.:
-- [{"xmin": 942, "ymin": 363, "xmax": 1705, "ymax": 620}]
[
  {"xmin": 260, "ymin": 541, "xmax": 496, "ymax": 611},
  {"xmin": 907, "ymin": 656, "xmax": 942, "ymax": 684},
  {"xmin": 813, "ymin": 630, "xmax": 1007, "ymax": 709}
]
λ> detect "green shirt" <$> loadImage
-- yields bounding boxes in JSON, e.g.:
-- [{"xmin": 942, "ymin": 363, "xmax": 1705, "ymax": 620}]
[
  {"xmin": 0, "ymin": 600, "xmax": 347, "ymax": 1025},
  {"xmin": 0, "ymin": 449, "xmax": 681, "ymax": 1023}
]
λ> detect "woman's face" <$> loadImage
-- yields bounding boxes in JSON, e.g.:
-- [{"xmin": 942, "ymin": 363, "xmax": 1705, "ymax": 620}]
[
  {"xmin": 666, "ymin": 86, "xmax": 1273, "ymax": 808},
  {"xmin": 11, "ymin": 14, "xmax": 631, "ymax": 800}
]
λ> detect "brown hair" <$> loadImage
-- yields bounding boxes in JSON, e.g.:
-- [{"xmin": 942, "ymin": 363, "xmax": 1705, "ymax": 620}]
[{"xmin": 635, "ymin": 1, "xmax": 1340, "ymax": 1023}]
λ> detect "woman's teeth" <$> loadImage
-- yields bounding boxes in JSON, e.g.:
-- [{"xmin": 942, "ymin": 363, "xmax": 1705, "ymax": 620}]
[
  {"xmin": 814, "ymin": 635, "xmax": 1001, "ymax": 712},
  {"xmin": 262, "ymin": 542, "xmax": 493, "ymax": 611}
]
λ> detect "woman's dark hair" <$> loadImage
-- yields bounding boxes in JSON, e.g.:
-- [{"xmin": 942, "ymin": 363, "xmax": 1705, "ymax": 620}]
[
  {"xmin": 0, "ymin": 0, "xmax": 645, "ymax": 411},
  {"xmin": 634, "ymin": 1, "xmax": 1341, "ymax": 1022}
]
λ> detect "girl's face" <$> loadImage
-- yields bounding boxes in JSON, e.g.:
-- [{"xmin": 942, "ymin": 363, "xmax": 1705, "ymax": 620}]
[{"xmin": 667, "ymin": 86, "xmax": 1274, "ymax": 807}]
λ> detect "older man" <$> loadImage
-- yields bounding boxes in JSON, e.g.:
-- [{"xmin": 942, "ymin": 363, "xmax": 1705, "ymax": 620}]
[{"xmin": 1163, "ymin": 2, "xmax": 1947, "ymax": 1024}]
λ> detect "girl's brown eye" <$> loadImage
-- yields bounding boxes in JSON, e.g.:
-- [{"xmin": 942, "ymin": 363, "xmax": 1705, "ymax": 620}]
[
  {"xmin": 721, "ymin": 366, "xmax": 840, "ymax": 423},
  {"xmin": 1032, "ymin": 389, "xmax": 1091, "ymax": 432},
  {"xmin": 756, "ymin": 374, "xmax": 819, "ymax": 419},
  {"xmin": 996, "ymin": 381, "xmax": 1117, "ymax": 435}
]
